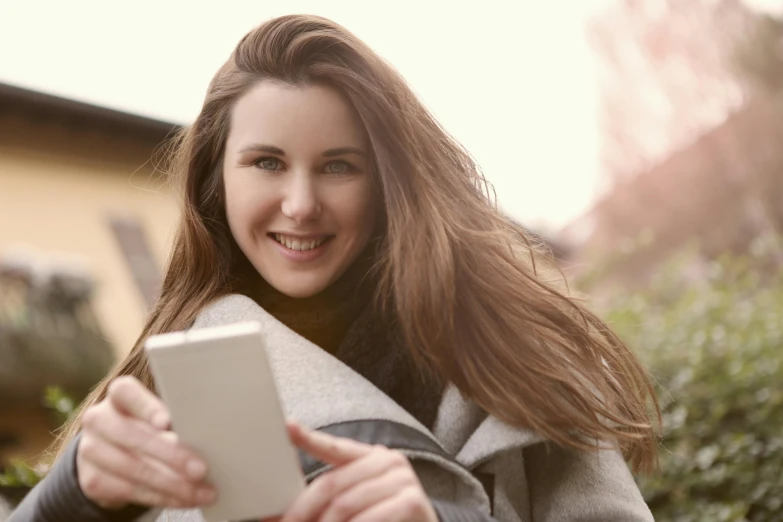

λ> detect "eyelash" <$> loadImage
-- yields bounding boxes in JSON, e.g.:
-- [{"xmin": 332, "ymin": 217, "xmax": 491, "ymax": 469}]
[{"xmin": 251, "ymin": 157, "xmax": 358, "ymax": 176}]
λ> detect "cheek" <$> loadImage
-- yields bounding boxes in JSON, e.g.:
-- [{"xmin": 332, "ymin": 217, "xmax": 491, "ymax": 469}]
[
  {"xmin": 223, "ymin": 174, "xmax": 275, "ymax": 241},
  {"xmin": 336, "ymin": 182, "xmax": 376, "ymax": 239},
  {"xmin": 223, "ymin": 177, "xmax": 246, "ymax": 239}
]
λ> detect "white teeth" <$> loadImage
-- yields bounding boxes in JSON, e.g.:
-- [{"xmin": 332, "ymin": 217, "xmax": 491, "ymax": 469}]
[{"xmin": 273, "ymin": 234, "xmax": 326, "ymax": 251}]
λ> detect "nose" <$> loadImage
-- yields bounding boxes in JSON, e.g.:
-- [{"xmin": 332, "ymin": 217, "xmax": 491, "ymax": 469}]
[{"xmin": 281, "ymin": 173, "xmax": 321, "ymax": 224}]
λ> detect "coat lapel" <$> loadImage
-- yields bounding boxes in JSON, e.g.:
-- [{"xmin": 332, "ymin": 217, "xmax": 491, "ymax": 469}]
[
  {"xmin": 192, "ymin": 294, "xmax": 544, "ymax": 515},
  {"xmin": 192, "ymin": 295, "xmax": 491, "ymax": 511},
  {"xmin": 433, "ymin": 385, "xmax": 545, "ymax": 469},
  {"xmin": 193, "ymin": 294, "xmax": 433, "ymax": 433}
]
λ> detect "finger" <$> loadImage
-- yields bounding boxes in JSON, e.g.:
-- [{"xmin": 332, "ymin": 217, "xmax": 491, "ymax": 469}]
[
  {"xmin": 286, "ymin": 421, "xmax": 372, "ymax": 466},
  {"xmin": 282, "ymin": 447, "xmax": 409, "ymax": 522},
  {"xmin": 349, "ymin": 486, "xmax": 435, "ymax": 522},
  {"xmin": 318, "ymin": 467, "xmax": 414, "ymax": 522},
  {"xmin": 80, "ymin": 467, "xmax": 189, "ymax": 509},
  {"xmin": 107, "ymin": 376, "xmax": 170, "ymax": 429},
  {"xmin": 82, "ymin": 403, "xmax": 207, "ymax": 481},
  {"xmin": 79, "ymin": 433, "xmax": 216, "ymax": 507}
]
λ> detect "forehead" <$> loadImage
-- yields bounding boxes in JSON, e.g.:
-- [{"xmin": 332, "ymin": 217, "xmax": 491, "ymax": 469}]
[{"xmin": 226, "ymin": 81, "xmax": 367, "ymax": 151}]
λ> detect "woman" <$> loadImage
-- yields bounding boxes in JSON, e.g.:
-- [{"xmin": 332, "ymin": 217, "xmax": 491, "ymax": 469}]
[{"xmin": 11, "ymin": 14, "xmax": 658, "ymax": 522}]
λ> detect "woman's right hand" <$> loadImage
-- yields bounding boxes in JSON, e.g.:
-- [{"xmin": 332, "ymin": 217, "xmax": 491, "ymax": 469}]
[{"xmin": 76, "ymin": 375, "xmax": 217, "ymax": 510}]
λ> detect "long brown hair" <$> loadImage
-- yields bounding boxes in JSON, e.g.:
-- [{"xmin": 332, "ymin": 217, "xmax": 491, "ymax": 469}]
[{"xmin": 52, "ymin": 14, "xmax": 659, "ymax": 472}]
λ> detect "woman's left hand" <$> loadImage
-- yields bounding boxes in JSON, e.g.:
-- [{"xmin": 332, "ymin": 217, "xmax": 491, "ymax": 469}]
[{"xmin": 277, "ymin": 420, "xmax": 439, "ymax": 522}]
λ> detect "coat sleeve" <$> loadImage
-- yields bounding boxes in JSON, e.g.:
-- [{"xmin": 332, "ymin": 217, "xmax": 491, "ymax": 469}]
[
  {"xmin": 523, "ymin": 443, "xmax": 654, "ymax": 521},
  {"xmin": 8, "ymin": 433, "xmax": 150, "ymax": 522}
]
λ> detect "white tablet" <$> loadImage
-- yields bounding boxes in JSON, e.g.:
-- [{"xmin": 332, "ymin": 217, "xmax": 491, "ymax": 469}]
[{"xmin": 144, "ymin": 321, "xmax": 305, "ymax": 522}]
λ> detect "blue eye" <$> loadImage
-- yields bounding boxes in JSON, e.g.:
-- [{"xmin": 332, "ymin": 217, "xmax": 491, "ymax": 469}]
[
  {"xmin": 254, "ymin": 157, "xmax": 282, "ymax": 171},
  {"xmin": 325, "ymin": 161, "xmax": 352, "ymax": 175}
]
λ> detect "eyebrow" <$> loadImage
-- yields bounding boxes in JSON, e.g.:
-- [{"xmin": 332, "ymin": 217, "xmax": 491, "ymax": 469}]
[
  {"xmin": 238, "ymin": 144, "xmax": 285, "ymax": 155},
  {"xmin": 237, "ymin": 144, "xmax": 366, "ymax": 158},
  {"xmin": 322, "ymin": 147, "xmax": 366, "ymax": 158}
]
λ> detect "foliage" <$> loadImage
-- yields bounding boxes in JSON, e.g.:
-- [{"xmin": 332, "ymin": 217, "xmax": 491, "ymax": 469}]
[
  {"xmin": 0, "ymin": 387, "xmax": 77, "ymax": 487},
  {"xmin": 595, "ymin": 238, "xmax": 783, "ymax": 521},
  {"xmin": 0, "ymin": 461, "xmax": 40, "ymax": 488},
  {"xmin": 0, "ymin": 253, "xmax": 116, "ymax": 403},
  {"xmin": 42, "ymin": 386, "xmax": 77, "ymax": 428}
]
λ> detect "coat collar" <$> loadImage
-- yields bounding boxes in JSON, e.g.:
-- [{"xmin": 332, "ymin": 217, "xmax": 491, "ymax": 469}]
[{"xmin": 193, "ymin": 294, "xmax": 545, "ymax": 469}]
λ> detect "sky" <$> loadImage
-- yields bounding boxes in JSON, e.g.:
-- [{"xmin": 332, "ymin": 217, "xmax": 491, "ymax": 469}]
[{"xmin": 0, "ymin": 0, "xmax": 778, "ymax": 231}]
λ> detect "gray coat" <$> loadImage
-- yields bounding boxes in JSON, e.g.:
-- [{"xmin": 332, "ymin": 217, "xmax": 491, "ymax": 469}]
[{"xmin": 147, "ymin": 294, "xmax": 654, "ymax": 522}]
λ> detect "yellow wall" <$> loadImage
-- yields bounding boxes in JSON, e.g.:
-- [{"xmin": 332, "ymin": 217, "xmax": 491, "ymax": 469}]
[
  {"xmin": 0, "ymin": 114, "xmax": 180, "ymax": 356},
  {"xmin": 0, "ymin": 113, "xmax": 182, "ymax": 463}
]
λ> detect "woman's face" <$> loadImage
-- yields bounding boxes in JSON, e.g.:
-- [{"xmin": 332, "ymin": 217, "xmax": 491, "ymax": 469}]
[{"xmin": 223, "ymin": 81, "xmax": 376, "ymax": 298}]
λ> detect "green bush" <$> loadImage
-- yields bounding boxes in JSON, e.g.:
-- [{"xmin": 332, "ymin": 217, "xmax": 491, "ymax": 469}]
[
  {"xmin": 0, "ymin": 387, "xmax": 76, "ymax": 487},
  {"xmin": 598, "ymin": 243, "xmax": 783, "ymax": 521}
]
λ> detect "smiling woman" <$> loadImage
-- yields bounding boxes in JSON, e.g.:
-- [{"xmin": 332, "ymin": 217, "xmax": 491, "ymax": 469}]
[
  {"xmin": 10, "ymin": 13, "xmax": 657, "ymax": 522},
  {"xmin": 224, "ymin": 82, "xmax": 376, "ymax": 299}
]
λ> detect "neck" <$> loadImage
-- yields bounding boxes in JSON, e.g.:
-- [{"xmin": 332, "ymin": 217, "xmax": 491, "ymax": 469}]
[{"xmin": 242, "ymin": 255, "xmax": 375, "ymax": 354}]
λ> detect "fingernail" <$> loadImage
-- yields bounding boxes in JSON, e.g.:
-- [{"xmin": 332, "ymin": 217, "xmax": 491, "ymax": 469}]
[
  {"xmin": 186, "ymin": 459, "xmax": 207, "ymax": 479},
  {"xmin": 197, "ymin": 487, "xmax": 216, "ymax": 505}
]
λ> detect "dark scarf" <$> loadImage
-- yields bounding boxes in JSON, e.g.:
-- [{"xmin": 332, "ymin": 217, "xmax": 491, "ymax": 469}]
[{"xmin": 245, "ymin": 256, "xmax": 444, "ymax": 430}]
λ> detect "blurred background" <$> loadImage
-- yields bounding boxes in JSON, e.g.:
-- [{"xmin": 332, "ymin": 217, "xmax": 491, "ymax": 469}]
[{"xmin": 1, "ymin": 0, "xmax": 782, "ymax": 519}]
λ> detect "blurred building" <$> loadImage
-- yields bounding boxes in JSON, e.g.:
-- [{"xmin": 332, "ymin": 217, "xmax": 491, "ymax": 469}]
[
  {"xmin": 588, "ymin": 0, "xmax": 756, "ymax": 180},
  {"xmin": 560, "ymin": 93, "xmax": 783, "ymax": 287},
  {"xmin": 0, "ymin": 83, "xmax": 180, "ymax": 464},
  {"xmin": 564, "ymin": 0, "xmax": 783, "ymax": 289}
]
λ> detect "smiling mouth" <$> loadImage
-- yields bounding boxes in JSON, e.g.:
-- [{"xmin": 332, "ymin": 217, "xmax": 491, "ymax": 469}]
[{"xmin": 269, "ymin": 233, "xmax": 333, "ymax": 251}]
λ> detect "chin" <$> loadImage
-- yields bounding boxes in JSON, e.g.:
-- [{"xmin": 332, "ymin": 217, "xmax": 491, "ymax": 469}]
[{"xmin": 269, "ymin": 278, "xmax": 329, "ymax": 299}]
